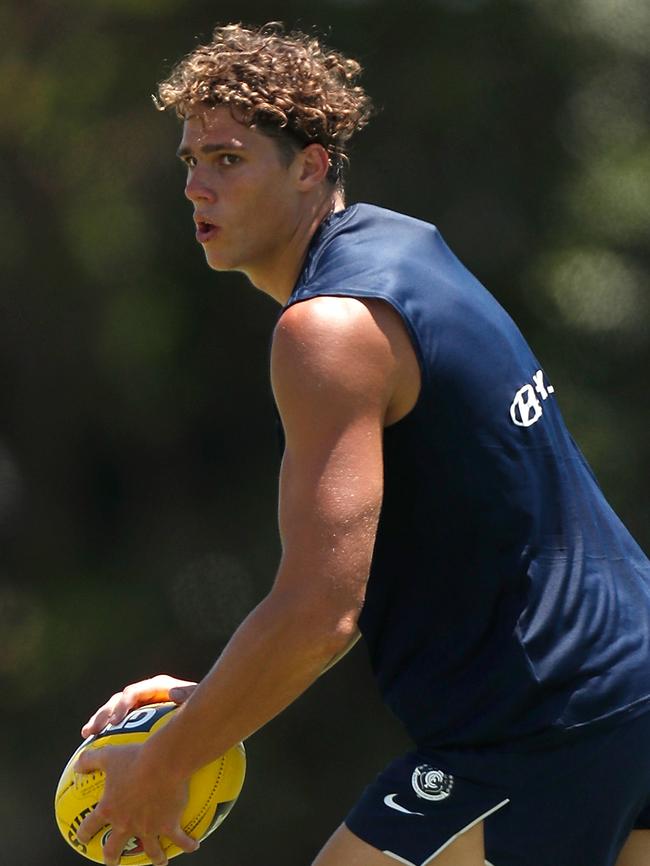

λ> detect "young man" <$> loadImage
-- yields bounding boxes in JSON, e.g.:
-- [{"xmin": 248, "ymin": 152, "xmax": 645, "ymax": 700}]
[{"xmin": 75, "ymin": 23, "xmax": 650, "ymax": 866}]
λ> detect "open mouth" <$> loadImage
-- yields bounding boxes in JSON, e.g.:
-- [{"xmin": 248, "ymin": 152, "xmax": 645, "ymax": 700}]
[{"xmin": 195, "ymin": 220, "xmax": 219, "ymax": 243}]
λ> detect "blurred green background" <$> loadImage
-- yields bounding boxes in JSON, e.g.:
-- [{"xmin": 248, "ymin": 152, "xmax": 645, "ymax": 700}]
[{"xmin": 1, "ymin": 0, "xmax": 648, "ymax": 863}]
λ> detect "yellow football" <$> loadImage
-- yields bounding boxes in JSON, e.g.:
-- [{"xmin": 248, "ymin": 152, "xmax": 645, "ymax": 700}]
[{"xmin": 54, "ymin": 703, "xmax": 246, "ymax": 864}]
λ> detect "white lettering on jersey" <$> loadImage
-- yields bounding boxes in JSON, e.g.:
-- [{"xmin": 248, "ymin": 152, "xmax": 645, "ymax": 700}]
[{"xmin": 510, "ymin": 370, "xmax": 554, "ymax": 427}]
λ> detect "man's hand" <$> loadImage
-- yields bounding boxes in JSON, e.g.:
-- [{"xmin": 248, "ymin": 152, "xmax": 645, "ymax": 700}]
[
  {"xmin": 81, "ymin": 675, "xmax": 197, "ymax": 738},
  {"xmin": 74, "ymin": 741, "xmax": 198, "ymax": 866}
]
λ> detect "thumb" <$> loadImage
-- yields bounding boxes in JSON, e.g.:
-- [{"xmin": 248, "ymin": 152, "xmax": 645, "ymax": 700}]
[
  {"xmin": 168, "ymin": 685, "xmax": 196, "ymax": 704},
  {"xmin": 74, "ymin": 747, "xmax": 107, "ymax": 775}
]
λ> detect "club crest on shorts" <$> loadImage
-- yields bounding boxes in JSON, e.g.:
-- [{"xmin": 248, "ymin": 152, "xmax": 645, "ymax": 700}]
[{"xmin": 411, "ymin": 765, "xmax": 454, "ymax": 801}]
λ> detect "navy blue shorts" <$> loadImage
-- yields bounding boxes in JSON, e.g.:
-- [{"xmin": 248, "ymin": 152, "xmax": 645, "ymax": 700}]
[{"xmin": 345, "ymin": 710, "xmax": 650, "ymax": 866}]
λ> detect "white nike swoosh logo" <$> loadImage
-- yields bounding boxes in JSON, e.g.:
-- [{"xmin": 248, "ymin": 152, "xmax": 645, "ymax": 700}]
[{"xmin": 383, "ymin": 793, "xmax": 425, "ymax": 816}]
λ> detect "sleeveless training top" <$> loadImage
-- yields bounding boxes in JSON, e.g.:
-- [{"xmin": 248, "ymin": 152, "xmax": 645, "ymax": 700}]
[{"xmin": 284, "ymin": 203, "xmax": 650, "ymax": 750}]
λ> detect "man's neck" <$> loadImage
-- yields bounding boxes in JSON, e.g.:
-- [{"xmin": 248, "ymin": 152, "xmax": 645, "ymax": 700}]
[{"xmin": 246, "ymin": 190, "xmax": 345, "ymax": 305}]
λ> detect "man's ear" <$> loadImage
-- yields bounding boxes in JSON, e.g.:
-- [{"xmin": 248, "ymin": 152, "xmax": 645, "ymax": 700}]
[{"xmin": 295, "ymin": 143, "xmax": 331, "ymax": 189}]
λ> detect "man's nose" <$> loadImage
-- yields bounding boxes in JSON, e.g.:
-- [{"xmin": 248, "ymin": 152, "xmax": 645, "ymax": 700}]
[{"xmin": 184, "ymin": 171, "xmax": 216, "ymax": 203}]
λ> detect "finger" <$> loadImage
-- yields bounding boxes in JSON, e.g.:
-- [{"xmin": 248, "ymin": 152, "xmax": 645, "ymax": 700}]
[
  {"xmin": 102, "ymin": 676, "xmax": 194, "ymax": 724},
  {"xmin": 100, "ymin": 688, "xmax": 143, "ymax": 727},
  {"xmin": 101, "ymin": 828, "xmax": 133, "ymax": 866},
  {"xmin": 76, "ymin": 803, "xmax": 109, "ymax": 845},
  {"xmin": 150, "ymin": 674, "xmax": 197, "ymax": 703},
  {"xmin": 82, "ymin": 681, "xmax": 160, "ymax": 738},
  {"xmin": 165, "ymin": 826, "xmax": 200, "ymax": 854},
  {"xmin": 81, "ymin": 676, "xmax": 199, "ymax": 737},
  {"xmin": 129, "ymin": 675, "xmax": 195, "ymax": 703},
  {"xmin": 167, "ymin": 684, "xmax": 197, "ymax": 704},
  {"xmin": 138, "ymin": 834, "xmax": 168, "ymax": 866},
  {"xmin": 81, "ymin": 693, "xmax": 124, "ymax": 737},
  {"xmin": 74, "ymin": 747, "xmax": 107, "ymax": 775}
]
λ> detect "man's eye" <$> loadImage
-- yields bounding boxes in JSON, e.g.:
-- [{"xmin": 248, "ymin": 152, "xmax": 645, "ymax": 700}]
[
  {"xmin": 182, "ymin": 156, "xmax": 197, "ymax": 168},
  {"xmin": 219, "ymin": 154, "xmax": 241, "ymax": 166}
]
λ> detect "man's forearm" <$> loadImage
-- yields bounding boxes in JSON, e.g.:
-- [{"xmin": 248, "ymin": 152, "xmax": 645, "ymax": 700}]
[{"xmin": 139, "ymin": 585, "xmax": 356, "ymax": 781}]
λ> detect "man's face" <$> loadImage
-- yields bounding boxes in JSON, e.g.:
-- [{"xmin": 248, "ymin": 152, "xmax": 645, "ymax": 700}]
[{"xmin": 177, "ymin": 106, "xmax": 301, "ymax": 277}]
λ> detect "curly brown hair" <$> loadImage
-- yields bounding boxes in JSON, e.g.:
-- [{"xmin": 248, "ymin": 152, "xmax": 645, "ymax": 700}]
[{"xmin": 155, "ymin": 22, "xmax": 374, "ymax": 187}]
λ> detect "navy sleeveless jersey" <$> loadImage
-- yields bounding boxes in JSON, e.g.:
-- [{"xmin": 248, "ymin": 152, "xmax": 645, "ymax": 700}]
[{"xmin": 284, "ymin": 203, "xmax": 650, "ymax": 749}]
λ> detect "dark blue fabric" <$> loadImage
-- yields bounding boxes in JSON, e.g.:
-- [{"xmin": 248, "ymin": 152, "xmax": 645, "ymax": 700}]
[
  {"xmin": 345, "ymin": 709, "xmax": 650, "ymax": 866},
  {"xmin": 286, "ymin": 203, "xmax": 650, "ymax": 749}
]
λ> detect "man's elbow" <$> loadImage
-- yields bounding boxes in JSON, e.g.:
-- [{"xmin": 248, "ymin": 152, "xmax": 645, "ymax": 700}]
[
  {"xmin": 294, "ymin": 599, "xmax": 360, "ymax": 657},
  {"xmin": 323, "ymin": 611, "xmax": 360, "ymax": 654},
  {"xmin": 268, "ymin": 585, "xmax": 362, "ymax": 661},
  {"xmin": 320, "ymin": 621, "xmax": 361, "ymax": 673}
]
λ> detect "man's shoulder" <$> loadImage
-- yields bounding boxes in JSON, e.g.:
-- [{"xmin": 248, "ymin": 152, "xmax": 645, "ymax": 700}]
[
  {"xmin": 292, "ymin": 203, "xmax": 443, "ymax": 302},
  {"xmin": 331, "ymin": 202, "xmax": 439, "ymax": 239},
  {"xmin": 273, "ymin": 296, "xmax": 419, "ymax": 427},
  {"xmin": 274, "ymin": 295, "xmax": 395, "ymax": 359}
]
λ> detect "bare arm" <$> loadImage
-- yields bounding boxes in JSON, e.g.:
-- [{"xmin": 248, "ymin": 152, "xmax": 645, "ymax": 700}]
[
  {"xmin": 75, "ymin": 297, "xmax": 414, "ymax": 863},
  {"xmin": 136, "ymin": 296, "xmax": 400, "ymax": 777}
]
